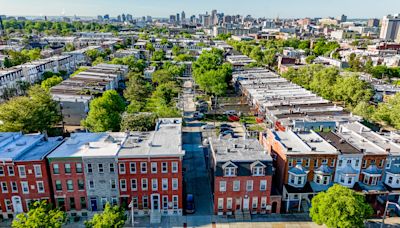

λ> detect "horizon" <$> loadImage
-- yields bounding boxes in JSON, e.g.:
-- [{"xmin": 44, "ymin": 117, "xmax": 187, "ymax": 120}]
[{"xmin": 0, "ymin": 0, "xmax": 399, "ymax": 19}]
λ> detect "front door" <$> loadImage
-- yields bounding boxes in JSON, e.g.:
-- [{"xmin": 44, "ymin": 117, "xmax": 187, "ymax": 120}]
[
  {"xmin": 12, "ymin": 196, "xmax": 23, "ymax": 213},
  {"xmin": 151, "ymin": 194, "xmax": 160, "ymax": 211},
  {"xmin": 243, "ymin": 196, "xmax": 249, "ymax": 210},
  {"xmin": 90, "ymin": 198, "xmax": 97, "ymax": 211},
  {"xmin": 235, "ymin": 197, "xmax": 241, "ymax": 210}
]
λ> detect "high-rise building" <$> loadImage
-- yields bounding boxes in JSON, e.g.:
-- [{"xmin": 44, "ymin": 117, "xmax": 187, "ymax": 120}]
[
  {"xmin": 117, "ymin": 15, "xmax": 122, "ymax": 22},
  {"xmin": 176, "ymin": 13, "xmax": 180, "ymax": 22},
  {"xmin": 368, "ymin": 18, "xmax": 380, "ymax": 27},
  {"xmin": 97, "ymin": 15, "xmax": 103, "ymax": 22},
  {"xmin": 380, "ymin": 14, "xmax": 400, "ymax": 41},
  {"xmin": 126, "ymin": 14, "xmax": 133, "ymax": 21},
  {"xmin": 340, "ymin": 14, "xmax": 347, "ymax": 23},
  {"xmin": 203, "ymin": 15, "xmax": 211, "ymax": 27},
  {"xmin": 122, "ymin": 14, "xmax": 126, "ymax": 22},
  {"xmin": 170, "ymin": 15, "xmax": 176, "ymax": 24},
  {"xmin": 104, "ymin": 14, "xmax": 110, "ymax": 20},
  {"xmin": 211, "ymin": 9, "xmax": 218, "ymax": 25},
  {"xmin": 181, "ymin": 11, "xmax": 186, "ymax": 24}
]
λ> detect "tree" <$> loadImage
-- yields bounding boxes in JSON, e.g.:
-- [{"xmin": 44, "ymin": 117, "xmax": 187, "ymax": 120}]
[
  {"xmin": 12, "ymin": 200, "xmax": 66, "ymax": 228},
  {"xmin": 120, "ymin": 112, "xmax": 157, "ymax": 131},
  {"xmin": 151, "ymin": 50, "xmax": 166, "ymax": 61},
  {"xmin": 0, "ymin": 85, "xmax": 61, "ymax": 133},
  {"xmin": 152, "ymin": 69, "xmax": 174, "ymax": 85},
  {"xmin": 310, "ymin": 184, "xmax": 373, "ymax": 228},
  {"xmin": 71, "ymin": 67, "xmax": 88, "ymax": 77},
  {"xmin": 41, "ymin": 76, "xmax": 63, "ymax": 91},
  {"xmin": 92, "ymin": 56, "xmax": 105, "ymax": 66},
  {"xmin": 124, "ymin": 73, "xmax": 152, "ymax": 106},
  {"xmin": 82, "ymin": 90, "xmax": 126, "ymax": 132},
  {"xmin": 85, "ymin": 203, "xmax": 127, "ymax": 228}
]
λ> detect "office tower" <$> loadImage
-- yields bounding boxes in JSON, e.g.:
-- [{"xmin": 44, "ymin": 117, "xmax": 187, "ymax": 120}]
[
  {"xmin": 97, "ymin": 15, "xmax": 103, "ymax": 22},
  {"xmin": 380, "ymin": 14, "xmax": 400, "ymax": 41},
  {"xmin": 117, "ymin": 15, "xmax": 122, "ymax": 22},
  {"xmin": 104, "ymin": 14, "xmax": 110, "ymax": 20},
  {"xmin": 211, "ymin": 9, "xmax": 218, "ymax": 25},
  {"xmin": 146, "ymin": 16, "xmax": 152, "ymax": 22},
  {"xmin": 176, "ymin": 13, "xmax": 180, "ymax": 22},
  {"xmin": 126, "ymin": 14, "xmax": 133, "ymax": 21},
  {"xmin": 368, "ymin": 18, "xmax": 380, "ymax": 27},
  {"xmin": 340, "ymin": 14, "xmax": 347, "ymax": 23},
  {"xmin": 170, "ymin": 15, "xmax": 176, "ymax": 23},
  {"xmin": 181, "ymin": 11, "xmax": 186, "ymax": 23},
  {"xmin": 203, "ymin": 15, "xmax": 211, "ymax": 27},
  {"xmin": 122, "ymin": 14, "xmax": 126, "ymax": 22}
]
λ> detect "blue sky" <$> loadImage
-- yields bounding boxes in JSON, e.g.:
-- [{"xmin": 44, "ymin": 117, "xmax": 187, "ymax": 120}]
[{"xmin": 0, "ymin": 0, "xmax": 398, "ymax": 18}]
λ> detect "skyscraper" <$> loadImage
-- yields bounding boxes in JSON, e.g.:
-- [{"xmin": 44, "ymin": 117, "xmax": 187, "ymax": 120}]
[
  {"xmin": 380, "ymin": 14, "xmax": 400, "ymax": 41},
  {"xmin": 170, "ymin": 15, "xmax": 176, "ymax": 24},
  {"xmin": 340, "ymin": 14, "xmax": 347, "ymax": 23},
  {"xmin": 367, "ymin": 18, "xmax": 380, "ymax": 27},
  {"xmin": 181, "ymin": 11, "xmax": 186, "ymax": 23},
  {"xmin": 176, "ymin": 13, "xmax": 180, "ymax": 23},
  {"xmin": 211, "ymin": 9, "xmax": 218, "ymax": 25}
]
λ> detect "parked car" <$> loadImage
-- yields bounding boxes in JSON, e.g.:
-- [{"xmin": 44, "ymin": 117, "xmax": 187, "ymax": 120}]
[
  {"xmin": 221, "ymin": 129, "xmax": 234, "ymax": 135},
  {"xmin": 186, "ymin": 194, "xmax": 195, "ymax": 214},
  {"xmin": 201, "ymin": 124, "xmax": 215, "ymax": 130},
  {"xmin": 220, "ymin": 123, "xmax": 233, "ymax": 128},
  {"xmin": 223, "ymin": 110, "xmax": 237, "ymax": 115},
  {"xmin": 193, "ymin": 112, "xmax": 204, "ymax": 119}
]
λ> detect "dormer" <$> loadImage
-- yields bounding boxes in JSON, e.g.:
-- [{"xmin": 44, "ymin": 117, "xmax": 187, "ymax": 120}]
[
  {"xmin": 288, "ymin": 164, "xmax": 309, "ymax": 188},
  {"xmin": 362, "ymin": 164, "xmax": 382, "ymax": 186},
  {"xmin": 222, "ymin": 161, "xmax": 238, "ymax": 177},
  {"xmin": 250, "ymin": 161, "xmax": 266, "ymax": 176}
]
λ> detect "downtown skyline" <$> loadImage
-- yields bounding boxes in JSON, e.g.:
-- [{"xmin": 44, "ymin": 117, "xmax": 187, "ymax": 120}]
[{"xmin": 0, "ymin": 0, "xmax": 399, "ymax": 19}]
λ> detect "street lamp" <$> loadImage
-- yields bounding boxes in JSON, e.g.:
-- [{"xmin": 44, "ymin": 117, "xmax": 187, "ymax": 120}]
[{"xmin": 381, "ymin": 200, "xmax": 400, "ymax": 228}]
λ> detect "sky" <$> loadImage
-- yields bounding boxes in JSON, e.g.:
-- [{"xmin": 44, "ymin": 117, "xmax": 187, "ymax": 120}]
[{"xmin": 0, "ymin": 0, "xmax": 399, "ymax": 19}]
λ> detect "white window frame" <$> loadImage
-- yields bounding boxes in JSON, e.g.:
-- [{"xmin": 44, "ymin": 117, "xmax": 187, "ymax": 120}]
[
  {"xmin": 142, "ymin": 178, "xmax": 148, "ymax": 191},
  {"xmin": 224, "ymin": 167, "xmax": 236, "ymax": 177},
  {"xmin": 233, "ymin": 180, "xmax": 240, "ymax": 191},
  {"xmin": 172, "ymin": 178, "xmax": 178, "ymax": 190},
  {"xmin": 162, "ymin": 196, "xmax": 168, "ymax": 209},
  {"xmin": 131, "ymin": 179, "xmax": 137, "ymax": 191},
  {"xmin": 110, "ymin": 179, "xmax": 117, "ymax": 189},
  {"xmin": 261, "ymin": 197, "xmax": 267, "ymax": 209},
  {"xmin": 0, "ymin": 166, "xmax": 4, "ymax": 176},
  {"xmin": 252, "ymin": 197, "xmax": 258, "ymax": 209},
  {"xmin": 152, "ymin": 178, "xmax": 158, "ymax": 191},
  {"xmin": 7, "ymin": 166, "xmax": 14, "ymax": 176},
  {"xmin": 219, "ymin": 181, "xmax": 226, "ymax": 192},
  {"xmin": 64, "ymin": 163, "xmax": 71, "ymax": 173},
  {"xmin": 172, "ymin": 162, "xmax": 178, "ymax": 173},
  {"xmin": 226, "ymin": 197, "xmax": 233, "ymax": 209},
  {"xmin": 119, "ymin": 163, "xmax": 126, "ymax": 174},
  {"xmin": 21, "ymin": 181, "xmax": 29, "ymax": 194},
  {"xmin": 120, "ymin": 179, "xmax": 127, "ymax": 191},
  {"xmin": 141, "ymin": 162, "xmax": 147, "ymax": 173},
  {"xmin": 34, "ymin": 165, "xmax": 42, "ymax": 177},
  {"xmin": 97, "ymin": 163, "xmax": 104, "ymax": 173},
  {"xmin": 18, "ymin": 165, "xmax": 26, "ymax": 178},
  {"xmin": 1, "ymin": 182, "xmax": 8, "ymax": 193},
  {"xmin": 246, "ymin": 180, "xmax": 253, "ymax": 191},
  {"xmin": 151, "ymin": 162, "xmax": 157, "ymax": 173},
  {"xmin": 86, "ymin": 163, "xmax": 92, "ymax": 173},
  {"xmin": 11, "ymin": 181, "xmax": 18, "ymax": 193},
  {"xmin": 162, "ymin": 178, "xmax": 168, "ymax": 190},
  {"xmin": 76, "ymin": 163, "xmax": 83, "ymax": 173},
  {"xmin": 162, "ymin": 162, "xmax": 168, "ymax": 173},
  {"xmin": 130, "ymin": 162, "xmax": 136, "ymax": 174},
  {"xmin": 109, "ymin": 163, "xmax": 115, "ymax": 173},
  {"xmin": 172, "ymin": 195, "xmax": 178, "ymax": 209},
  {"xmin": 218, "ymin": 198, "xmax": 224, "ymax": 210},
  {"xmin": 260, "ymin": 180, "xmax": 267, "ymax": 191},
  {"xmin": 37, "ymin": 181, "xmax": 45, "ymax": 193}
]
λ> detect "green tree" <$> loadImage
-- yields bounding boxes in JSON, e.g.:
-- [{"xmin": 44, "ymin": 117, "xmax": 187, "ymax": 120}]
[
  {"xmin": 151, "ymin": 50, "xmax": 166, "ymax": 61},
  {"xmin": 120, "ymin": 112, "xmax": 157, "ymax": 131},
  {"xmin": 0, "ymin": 85, "xmax": 61, "ymax": 133},
  {"xmin": 310, "ymin": 184, "xmax": 373, "ymax": 228},
  {"xmin": 82, "ymin": 90, "xmax": 126, "ymax": 132},
  {"xmin": 152, "ymin": 69, "xmax": 174, "ymax": 85},
  {"xmin": 41, "ymin": 75, "xmax": 63, "ymax": 91},
  {"xmin": 85, "ymin": 203, "xmax": 127, "ymax": 228},
  {"xmin": 71, "ymin": 67, "xmax": 89, "ymax": 77},
  {"xmin": 12, "ymin": 201, "xmax": 66, "ymax": 228},
  {"xmin": 92, "ymin": 56, "xmax": 105, "ymax": 66},
  {"xmin": 124, "ymin": 73, "xmax": 152, "ymax": 106}
]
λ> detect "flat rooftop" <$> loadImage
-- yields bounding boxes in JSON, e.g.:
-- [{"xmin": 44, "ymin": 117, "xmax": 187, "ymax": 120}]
[
  {"xmin": 210, "ymin": 137, "xmax": 272, "ymax": 162},
  {"xmin": 118, "ymin": 118, "xmax": 184, "ymax": 158},
  {"xmin": 318, "ymin": 131, "xmax": 361, "ymax": 155},
  {"xmin": 48, "ymin": 132, "xmax": 127, "ymax": 158}
]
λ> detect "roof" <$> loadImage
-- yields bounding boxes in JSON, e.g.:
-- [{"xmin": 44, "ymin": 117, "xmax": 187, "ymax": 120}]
[
  {"xmin": 0, "ymin": 133, "xmax": 63, "ymax": 162},
  {"xmin": 362, "ymin": 164, "xmax": 382, "ymax": 175},
  {"xmin": 118, "ymin": 118, "xmax": 184, "ymax": 158},
  {"xmin": 288, "ymin": 164, "xmax": 309, "ymax": 175},
  {"xmin": 314, "ymin": 164, "xmax": 334, "ymax": 175},
  {"xmin": 48, "ymin": 132, "xmax": 127, "ymax": 159},
  {"xmin": 318, "ymin": 131, "xmax": 361, "ymax": 154},
  {"xmin": 272, "ymin": 130, "xmax": 339, "ymax": 155}
]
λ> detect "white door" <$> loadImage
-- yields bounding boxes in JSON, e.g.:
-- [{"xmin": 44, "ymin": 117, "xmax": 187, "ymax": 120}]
[
  {"xmin": 12, "ymin": 196, "xmax": 23, "ymax": 213},
  {"xmin": 151, "ymin": 194, "xmax": 160, "ymax": 212},
  {"xmin": 243, "ymin": 197, "xmax": 249, "ymax": 210}
]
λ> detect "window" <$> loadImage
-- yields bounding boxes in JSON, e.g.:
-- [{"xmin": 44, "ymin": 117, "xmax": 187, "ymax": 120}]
[
  {"xmin": 7, "ymin": 166, "xmax": 15, "ymax": 176},
  {"xmin": 330, "ymin": 159, "xmax": 335, "ymax": 167},
  {"xmin": 323, "ymin": 176, "xmax": 330, "ymax": 185},
  {"xmin": 355, "ymin": 159, "xmax": 360, "ymax": 167},
  {"xmin": 305, "ymin": 159, "xmax": 310, "ymax": 167},
  {"xmin": 18, "ymin": 166, "xmax": 26, "ymax": 178},
  {"xmin": 226, "ymin": 198, "xmax": 233, "ymax": 209},
  {"xmin": 119, "ymin": 163, "xmax": 126, "ymax": 174},
  {"xmin": 388, "ymin": 176, "xmax": 393, "ymax": 184},
  {"xmin": 224, "ymin": 167, "xmax": 236, "ymax": 176},
  {"xmin": 34, "ymin": 165, "xmax": 42, "ymax": 177},
  {"xmin": 87, "ymin": 164, "xmax": 93, "ymax": 173},
  {"xmin": 132, "ymin": 196, "xmax": 138, "ymax": 208},
  {"xmin": 322, "ymin": 159, "xmax": 327, "ymax": 165},
  {"xmin": 172, "ymin": 162, "xmax": 178, "ymax": 173},
  {"xmin": 163, "ymin": 196, "xmax": 168, "ymax": 209},
  {"xmin": 11, "ymin": 182, "xmax": 17, "ymax": 193},
  {"xmin": 89, "ymin": 180, "xmax": 95, "ymax": 189},
  {"xmin": 261, "ymin": 197, "xmax": 267, "ymax": 209},
  {"xmin": 296, "ymin": 158, "xmax": 302, "ymax": 165},
  {"xmin": 218, "ymin": 198, "xmax": 224, "ymax": 209},
  {"xmin": 111, "ymin": 197, "xmax": 118, "ymax": 206},
  {"xmin": 260, "ymin": 180, "xmax": 267, "ymax": 191},
  {"xmin": 142, "ymin": 178, "xmax": 148, "ymax": 190},
  {"xmin": 65, "ymin": 164, "xmax": 71, "ymax": 173},
  {"xmin": 0, "ymin": 166, "xmax": 4, "ymax": 176},
  {"xmin": 313, "ymin": 159, "xmax": 318, "ymax": 167},
  {"xmin": 70, "ymin": 197, "xmax": 76, "ymax": 210},
  {"xmin": 98, "ymin": 164, "xmax": 104, "ymax": 173},
  {"xmin": 289, "ymin": 175, "xmax": 295, "ymax": 184},
  {"xmin": 109, "ymin": 163, "xmax": 115, "ymax": 173},
  {"xmin": 131, "ymin": 179, "xmax": 137, "ymax": 191},
  {"xmin": 67, "ymin": 180, "xmax": 74, "ymax": 191},
  {"xmin": 362, "ymin": 159, "xmax": 367, "ymax": 168},
  {"xmin": 142, "ymin": 196, "xmax": 149, "ymax": 209},
  {"xmin": 120, "ymin": 179, "xmax": 127, "ymax": 191},
  {"xmin": 37, "ymin": 181, "xmax": 45, "ymax": 193},
  {"xmin": 101, "ymin": 197, "xmax": 107, "ymax": 209},
  {"xmin": 246, "ymin": 180, "xmax": 253, "ymax": 191},
  {"xmin": 162, "ymin": 178, "xmax": 168, "ymax": 190},
  {"xmin": 76, "ymin": 163, "xmax": 83, "ymax": 173},
  {"xmin": 347, "ymin": 176, "xmax": 353, "ymax": 184},
  {"xmin": 78, "ymin": 179, "xmax": 85, "ymax": 190},
  {"xmin": 53, "ymin": 164, "xmax": 59, "ymax": 174},
  {"xmin": 386, "ymin": 159, "xmax": 391, "ymax": 169},
  {"xmin": 152, "ymin": 179, "xmax": 158, "ymax": 191},
  {"xmin": 21, "ymin": 181, "xmax": 29, "ymax": 194},
  {"xmin": 252, "ymin": 197, "xmax": 258, "ymax": 209},
  {"xmin": 338, "ymin": 159, "xmax": 343, "ymax": 167},
  {"xmin": 110, "ymin": 180, "xmax": 117, "ymax": 189},
  {"xmin": 233, "ymin": 180, "xmax": 240, "ymax": 191},
  {"xmin": 151, "ymin": 162, "xmax": 157, "ymax": 173},
  {"xmin": 1, "ymin": 182, "xmax": 8, "ymax": 193},
  {"xmin": 80, "ymin": 197, "xmax": 87, "ymax": 209},
  {"xmin": 288, "ymin": 159, "xmax": 293, "ymax": 167},
  {"xmin": 252, "ymin": 167, "xmax": 264, "ymax": 176},
  {"xmin": 162, "ymin": 162, "xmax": 168, "ymax": 173},
  {"xmin": 173, "ymin": 195, "xmax": 178, "ymax": 209},
  {"xmin": 5, "ymin": 199, "xmax": 12, "ymax": 212},
  {"xmin": 172, "ymin": 178, "xmax": 178, "ymax": 190},
  {"xmin": 141, "ymin": 162, "xmax": 147, "ymax": 173},
  {"xmin": 55, "ymin": 180, "xmax": 62, "ymax": 191},
  {"xmin": 340, "ymin": 175, "xmax": 345, "ymax": 183},
  {"xmin": 297, "ymin": 176, "xmax": 304, "ymax": 185},
  {"xmin": 379, "ymin": 159, "xmax": 384, "ymax": 167},
  {"xmin": 219, "ymin": 181, "xmax": 227, "ymax": 192},
  {"xmin": 130, "ymin": 162, "xmax": 136, "ymax": 174}
]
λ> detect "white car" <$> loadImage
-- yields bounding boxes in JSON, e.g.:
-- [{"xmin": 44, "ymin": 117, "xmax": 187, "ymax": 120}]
[
  {"xmin": 201, "ymin": 124, "xmax": 215, "ymax": 130},
  {"xmin": 223, "ymin": 110, "xmax": 237, "ymax": 115}
]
